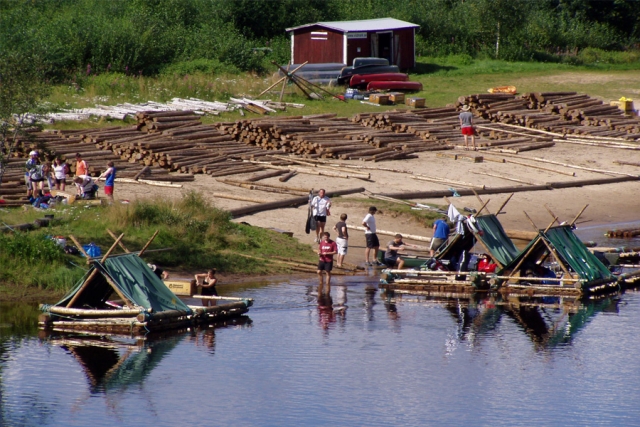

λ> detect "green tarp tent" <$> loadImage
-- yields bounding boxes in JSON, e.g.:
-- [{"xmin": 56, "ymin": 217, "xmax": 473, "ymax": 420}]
[
  {"xmin": 500, "ymin": 225, "xmax": 613, "ymax": 284},
  {"xmin": 56, "ymin": 253, "xmax": 192, "ymax": 314},
  {"xmin": 474, "ymin": 214, "xmax": 521, "ymax": 266}
]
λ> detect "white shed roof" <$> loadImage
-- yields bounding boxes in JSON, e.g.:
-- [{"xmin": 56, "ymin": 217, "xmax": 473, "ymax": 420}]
[{"xmin": 286, "ymin": 18, "xmax": 419, "ymax": 33}]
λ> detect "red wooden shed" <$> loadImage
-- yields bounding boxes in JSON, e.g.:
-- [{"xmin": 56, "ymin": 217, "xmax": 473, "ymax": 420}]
[{"xmin": 286, "ymin": 18, "xmax": 420, "ymax": 70}]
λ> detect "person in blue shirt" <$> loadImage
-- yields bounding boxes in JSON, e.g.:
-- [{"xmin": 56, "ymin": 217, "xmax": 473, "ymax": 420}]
[
  {"xmin": 98, "ymin": 161, "xmax": 116, "ymax": 203},
  {"xmin": 430, "ymin": 215, "xmax": 450, "ymax": 257}
]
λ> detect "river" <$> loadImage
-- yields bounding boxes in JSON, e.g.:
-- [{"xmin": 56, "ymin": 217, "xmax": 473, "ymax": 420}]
[{"xmin": 1, "ymin": 224, "xmax": 640, "ymax": 426}]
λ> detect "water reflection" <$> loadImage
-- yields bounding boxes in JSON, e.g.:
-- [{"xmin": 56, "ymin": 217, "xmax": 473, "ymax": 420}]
[
  {"xmin": 386, "ymin": 291, "xmax": 622, "ymax": 351},
  {"xmin": 40, "ymin": 316, "xmax": 252, "ymax": 394}
]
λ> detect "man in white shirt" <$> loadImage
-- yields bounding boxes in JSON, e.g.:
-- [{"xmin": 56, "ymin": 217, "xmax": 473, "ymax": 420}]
[
  {"xmin": 310, "ymin": 189, "xmax": 331, "ymax": 243},
  {"xmin": 362, "ymin": 206, "xmax": 383, "ymax": 266}
]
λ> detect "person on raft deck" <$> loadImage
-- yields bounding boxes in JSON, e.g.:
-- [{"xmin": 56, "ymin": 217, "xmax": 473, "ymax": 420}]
[
  {"xmin": 459, "ymin": 104, "xmax": 476, "ymax": 151},
  {"xmin": 316, "ymin": 232, "xmax": 338, "ymax": 291},
  {"xmin": 193, "ymin": 269, "xmax": 218, "ymax": 307},
  {"xmin": 310, "ymin": 189, "xmax": 331, "ymax": 243},
  {"xmin": 430, "ymin": 215, "xmax": 451, "ymax": 257},
  {"xmin": 384, "ymin": 234, "xmax": 407, "ymax": 269}
]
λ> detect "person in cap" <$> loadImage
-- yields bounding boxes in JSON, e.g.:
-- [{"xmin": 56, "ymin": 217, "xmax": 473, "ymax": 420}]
[
  {"xmin": 25, "ymin": 151, "xmax": 40, "ymax": 197},
  {"xmin": 459, "ymin": 105, "xmax": 476, "ymax": 151}
]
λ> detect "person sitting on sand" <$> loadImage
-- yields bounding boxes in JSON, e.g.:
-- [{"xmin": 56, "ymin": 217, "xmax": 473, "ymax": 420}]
[{"xmin": 194, "ymin": 269, "xmax": 218, "ymax": 307}]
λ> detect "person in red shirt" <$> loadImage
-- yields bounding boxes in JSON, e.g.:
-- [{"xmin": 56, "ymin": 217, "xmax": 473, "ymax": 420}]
[
  {"xmin": 477, "ymin": 254, "xmax": 497, "ymax": 273},
  {"xmin": 316, "ymin": 232, "xmax": 338, "ymax": 291}
]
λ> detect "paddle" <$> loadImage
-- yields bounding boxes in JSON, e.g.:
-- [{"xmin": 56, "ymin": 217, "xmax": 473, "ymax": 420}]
[{"xmin": 305, "ymin": 190, "xmax": 313, "ymax": 234}]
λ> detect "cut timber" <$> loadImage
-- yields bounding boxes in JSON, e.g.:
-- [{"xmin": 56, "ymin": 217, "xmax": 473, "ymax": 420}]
[
  {"xmin": 347, "ymin": 225, "xmax": 432, "ymax": 243},
  {"xmin": 228, "ymin": 187, "xmax": 365, "ymax": 218},
  {"xmin": 411, "ymin": 174, "xmax": 485, "ymax": 190},
  {"xmin": 245, "ymin": 169, "xmax": 289, "ymax": 182},
  {"xmin": 436, "ymin": 152, "xmax": 483, "ymax": 162},
  {"xmin": 279, "ymin": 171, "xmax": 298, "ymax": 182},
  {"xmin": 380, "ymin": 184, "xmax": 551, "ymax": 199}
]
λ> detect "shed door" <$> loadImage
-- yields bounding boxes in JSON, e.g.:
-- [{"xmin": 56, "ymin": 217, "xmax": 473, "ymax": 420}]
[{"xmin": 377, "ymin": 31, "xmax": 393, "ymax": 63}]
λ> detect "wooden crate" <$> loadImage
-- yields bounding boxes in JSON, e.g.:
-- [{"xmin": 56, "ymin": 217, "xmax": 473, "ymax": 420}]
[
  {"xmin": 610, "ymin": 100, "xmax": 633, "ymax": 112},
  {"xmin": 165, "ymin": 280, "xmax": 195, "ymax": 296},
  {"xmin": 405, "ymin": 97, "xmax": 426, "ymax": 108},
  {"xmin": 369, "ymin": 93, "xmax": 390, "ymax": 105},
  {"xmin": 388, "ymin": 92, "xmax": 405, "ymax": 104}
]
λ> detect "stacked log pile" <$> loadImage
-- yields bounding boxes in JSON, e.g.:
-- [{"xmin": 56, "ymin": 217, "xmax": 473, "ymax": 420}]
[
  {"xmin": 458, "ymin": 92, "xmax": 640, "ymax": 141},
  {"xmin": 218, "ymin": 114, "xmax": 450, "ymax": 161}
]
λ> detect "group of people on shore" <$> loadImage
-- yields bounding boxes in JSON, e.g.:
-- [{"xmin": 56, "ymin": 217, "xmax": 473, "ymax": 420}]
[
  {"xmin": 24, "ymin": 151, "xmax": 116, "ymax": 204},
  {"xmin": 311, "ymin": 189, "xmax": 434, "ymax": 289}
]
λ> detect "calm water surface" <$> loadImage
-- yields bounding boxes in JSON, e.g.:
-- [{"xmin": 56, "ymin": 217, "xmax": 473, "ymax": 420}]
[{"xmin": 1, "ymin": 223, "xmax": 640, "ymax": 426}]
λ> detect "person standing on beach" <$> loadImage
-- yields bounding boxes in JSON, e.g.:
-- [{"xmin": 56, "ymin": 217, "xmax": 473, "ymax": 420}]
[
  {"xmin": 52, "ymin": 158, "xmax": 68, "ymax": 191},
  {"xmin": 459, "ymin": 105, "xmax": 476, "ymax": 151},
  {"xmin": 317, "ymin": 231, "xmax": 338, "ymax": 291},
  {"xmin": 310, "ymin": 189, "xmax": 331, "ymax": 243},
  {"xmin": 25, "ymin": 151, "xmax": 40, "ymax": 197},
  {"xmin": 74, "ymin": 153, "xmax": 88, "ymax": 195},
  {"xmin": 98, "ymin": 161, "xmax": 116, "ymax": 204},
  {"xmin": 362, "ymin": 206, "xmax": 383, "ymax": 266},
  {"xmin": 333, "ymin": 214, "xmax": 349, "ymax": 268}
]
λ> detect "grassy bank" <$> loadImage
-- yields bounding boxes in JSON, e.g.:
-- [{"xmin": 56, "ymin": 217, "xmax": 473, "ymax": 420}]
[{"xmin": 0, "ymin": 192, "xmax": 316, "ymax": 297}]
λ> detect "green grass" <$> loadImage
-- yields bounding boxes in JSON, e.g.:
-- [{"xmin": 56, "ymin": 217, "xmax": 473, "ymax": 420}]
[{"xmin": 0, "ymin": 192, "xmax": 316, "ymax": 296}]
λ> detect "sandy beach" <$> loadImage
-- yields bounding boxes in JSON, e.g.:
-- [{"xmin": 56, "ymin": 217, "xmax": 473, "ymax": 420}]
[{"xmin": 113, "ymin": 140, "xmax": 640, "ymax": 268}]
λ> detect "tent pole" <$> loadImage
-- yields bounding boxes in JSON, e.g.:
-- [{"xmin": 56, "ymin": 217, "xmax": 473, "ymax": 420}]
[
  {"xmin": 68, "ymin": 235, "xmax": 91, "ymax": 262},
  {"xmin": 138, "ymin": 230, "xmax": 159, "ymax": 257},
  {"xmin": 472, "ymin": 190, "xmax": 492, "ymax": 215},
  {"xmin": 544, "ymin": 204, "xmax": 562, "ymax": 225},
  {"xmin": 475, "ymin": 198, "xmax": 491, "ymax": 217},
  {"xmin": 495, "ymin": 193, "xmax": 514, "ymax": 215},
  {"xmin": 102, "ymin": 272, "xmax": 135, "ymax": 308},
  {"xmin": 107, "ymin": 229, "xmax": 130, "ymax": 253},
  {"xmin": 65, "ymin": 268, "xmax": 100, "ymax": 308},
  {"xmin": 569, "ymin": 204, "xmax": 589, "ymax": 227},
  {"xmin": 101, "ymin": 233, "xmax": 124, "ymax": 263}
]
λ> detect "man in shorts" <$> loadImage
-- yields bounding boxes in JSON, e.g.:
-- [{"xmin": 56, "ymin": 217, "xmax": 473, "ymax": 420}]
[
  {"xmin": 317, "ymin": 232, "xmax": 338, "ymax": 291},
  {"xmin": 459, "ymin": 104, "xmax": 476, "ymax": 150},
  {"xmin": 430, "ymin": 215, "xmax": 451, "ymax": 257},
  {"xmin": 310, "ymin": 188, "xmax": 331, "ymax": 243},
  {"xmin": 362, "ymin": 206, "xmax": 383, "ymax": 266},
  {"xmin": 384, "ymin": 234, "xmax": 406, "ymax": 269},
  {"xmin": 332, "ymin": 213, "xmax": 349, "ymax": 268}
]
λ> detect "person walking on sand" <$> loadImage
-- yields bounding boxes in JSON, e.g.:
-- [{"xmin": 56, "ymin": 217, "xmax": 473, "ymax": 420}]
[
  {"xmin": 98, "ymin": 161, "xmax": 116, "ymax": 204},
  {"xmin": 459, "ymin": 105, "xmax": 476, "ymax": 151},
  {"xmin": 362, "ymin": 206, "xmax": 383, "ymax": 266},
  {"xmin": 333, "ymin": 213, "xmax": 349, "ymax": 268},
  {"xmin": 316, "ymin": 232, "xmax": 338, "ymax": 292},
  {"xmin": 194, "ymin": 269, "xmax": 218, "ymax": 307},
  {"xmin": 310, "ymin": 189, "xmax": 331, "ymax": 243}
]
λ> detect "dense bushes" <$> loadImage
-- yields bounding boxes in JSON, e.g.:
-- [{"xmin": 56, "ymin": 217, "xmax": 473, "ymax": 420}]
[{"xmin": 1, "ymin": 0, "xmax": 639, "ymax": 82}]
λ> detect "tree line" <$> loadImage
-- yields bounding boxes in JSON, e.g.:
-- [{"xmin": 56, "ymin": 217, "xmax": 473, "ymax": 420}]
[{"xmin": 0, "ymin": 0, "xmax": 639, "ymax": 81}]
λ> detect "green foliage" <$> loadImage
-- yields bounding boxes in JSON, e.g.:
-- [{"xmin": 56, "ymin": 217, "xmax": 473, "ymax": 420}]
[
  {"xmin": 160, "ymin": 59, "xmax": 239, "ymax": 76},
  {"xmin": 2, "ymin": 0, "xmax": 639, "ymax": 83}
]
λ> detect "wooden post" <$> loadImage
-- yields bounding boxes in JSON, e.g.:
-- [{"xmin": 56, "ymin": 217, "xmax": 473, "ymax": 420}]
[
  {"xmin": 107, "ymin": 229, "xmax": 130, "ymax": 253},
  {"xmin": 101, "ymin": 233, "xmax": 124, "ymax": 263},
  {"xmin": 138, "ymin": 230, "xmax": 159, "ymax": 257},
  {"xmin": 258, "ymin": 62, "xmax": 308, "ymax": 97},
  {"xmin": 133, "ymin": 166, "xmax": 150, "ymax": 181}
]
